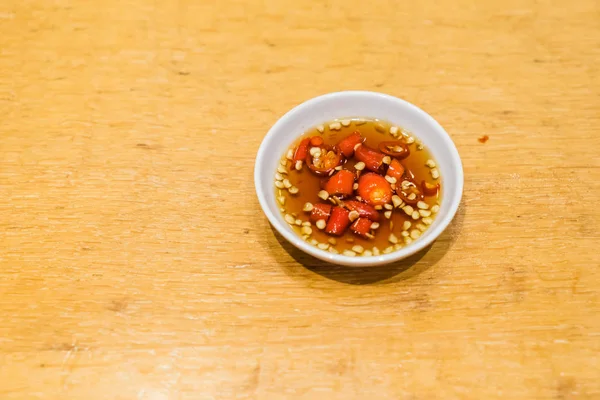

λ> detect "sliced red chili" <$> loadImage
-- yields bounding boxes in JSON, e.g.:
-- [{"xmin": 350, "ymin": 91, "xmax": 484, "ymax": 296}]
[
  {"xmin": 354, "ymin": 144, "xmax": 386, "ymax": 173},
  {"xmin": 306, "ymin": 147, "xmax": 342, "ymax": 177},
  {"xmin": 336, "ymin": 131, "xmax": 364, "ymax": 158},
  {"xmin": 344, "ymin": 200, "xmax": 380, "ymax": 222},
  {"xmin": 325, "ymin": 206, "xmax": 351, "ymax": 236},
  {"xmin": 398, "ymin": 192, "xmax": 422, "ymax": 205},
  {"xmin": 398, "ymin": 182, "xmax": 423, "ymax": 205},
  {"xmin": 310, "ymin": 136, "xmax": 324, "ymax": 147},
  {"xmin": 310, "ymin": 203, "xmax": 332, "ymax": 223},
  {"xmin": 324, "ymin": 170, "xmax": 355, "ymax": 196},
  {"xmin": 378, "ymin": 141, "xmax": 410, "ymax": 159},
  {"xmin": 422, "ymin": 180, "xmax": 440, "ymax": 197},
  {"xmin": 350, "ymin": 217, "xmax": 373, "ymax": 238},
  {"xmin": 386, "ymin": 159, "xmax": 405, "ymax": 182},
  {"xmin": 357, "ymin": 173, "xmax": 392, "ymax": 206},
  {"xmin": 293, "ymin": 138, "xmax": 310, "ymax": 162}
]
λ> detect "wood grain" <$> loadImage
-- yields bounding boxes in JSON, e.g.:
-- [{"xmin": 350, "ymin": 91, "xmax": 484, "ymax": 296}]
[{"xmin": 1, "ymin": 0, "xmax": 599, "ymax": 398}]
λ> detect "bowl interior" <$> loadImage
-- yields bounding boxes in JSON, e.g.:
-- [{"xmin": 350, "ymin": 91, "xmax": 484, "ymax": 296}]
[{"xmin": 255, "ymin": 91, "xmax": 462, "ymax": 266}]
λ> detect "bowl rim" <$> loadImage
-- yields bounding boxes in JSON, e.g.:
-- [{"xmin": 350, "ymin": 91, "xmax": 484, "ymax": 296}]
[{"xmin": 254, "ymin": 90, "xmax": 463, "ymax": 266}]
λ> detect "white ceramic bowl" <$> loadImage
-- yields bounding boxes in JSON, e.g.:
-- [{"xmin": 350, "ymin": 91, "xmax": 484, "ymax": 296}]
[{"xmin": 255, "ymin": 91, "xmax": 463, "ymax": 267}]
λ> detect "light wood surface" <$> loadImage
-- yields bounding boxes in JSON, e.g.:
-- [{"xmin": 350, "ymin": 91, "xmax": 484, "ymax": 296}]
[{"xmin": 1, "ymin": 0, "xmax": 599, "ymax": 398}]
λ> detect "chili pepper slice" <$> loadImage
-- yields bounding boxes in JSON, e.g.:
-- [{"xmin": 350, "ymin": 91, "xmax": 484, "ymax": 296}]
[
  {"xmin": 422, "ymin": 180, "xmax": 440, "ymax": 197},
  {"xmin": 398, "ymin": 191, "xmax": 422, "ymax": 205},
  {"xmin": 357, "ymin": 173, "xmax": 392, "ymax": 206},
  {"xmin": 310, "ymin": 203, "xmax": 333, "ymax": 223},
  {"xmin": 306, "ymin": 147, "xmax": 342, "ymax": 177},
  {"xmin": 336, "ymin": 131, "xmax": 364, "ymax": 158},
  {"xmin": 325, "ymin": 206, "xmax": 351, "ymax": 236},
  {"xmin": 324, "ymin": 170, "xmax": 355, "ymax": 196},
  {"xmin": 354, "ymin": 144, "xmax": 386, "ymax": 173},
  {"xmin": 293, "ymin": 138, "xmax": 310, "ymax": 162},
  {"xmin": 344, "ymin": 200, "xmax": 381, "ymax": 222},
  {"xmin": 386, "ymin": 159, "xmax": 405, "ymax": 182},
  {"xmin": 397, "ymin": 182, "xmax": 423, "ymax": 205},
  {"xmin": 350, "ymin": 217, "xmax": 373, "ymax": 238},
  {"xmin": 378, "ymin": 141, "xmax": 410, "ymax": 159}
]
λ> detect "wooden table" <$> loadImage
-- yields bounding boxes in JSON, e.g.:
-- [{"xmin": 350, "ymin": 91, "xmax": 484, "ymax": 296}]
[{"xmin": 1, "ymin": 0, "xmax": 599, "ymax": 398}]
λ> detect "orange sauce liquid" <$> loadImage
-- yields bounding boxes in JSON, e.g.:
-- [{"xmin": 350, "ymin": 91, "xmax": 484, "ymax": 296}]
[{"xmin": 277, "ymin": 118, "xmax": 441, "ymax": 254}]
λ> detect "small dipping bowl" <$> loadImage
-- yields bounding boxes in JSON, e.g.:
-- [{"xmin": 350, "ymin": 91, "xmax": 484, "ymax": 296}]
[{"xmin": 255, "ymin": 91, "xmax": 463, "ymax": 267}]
